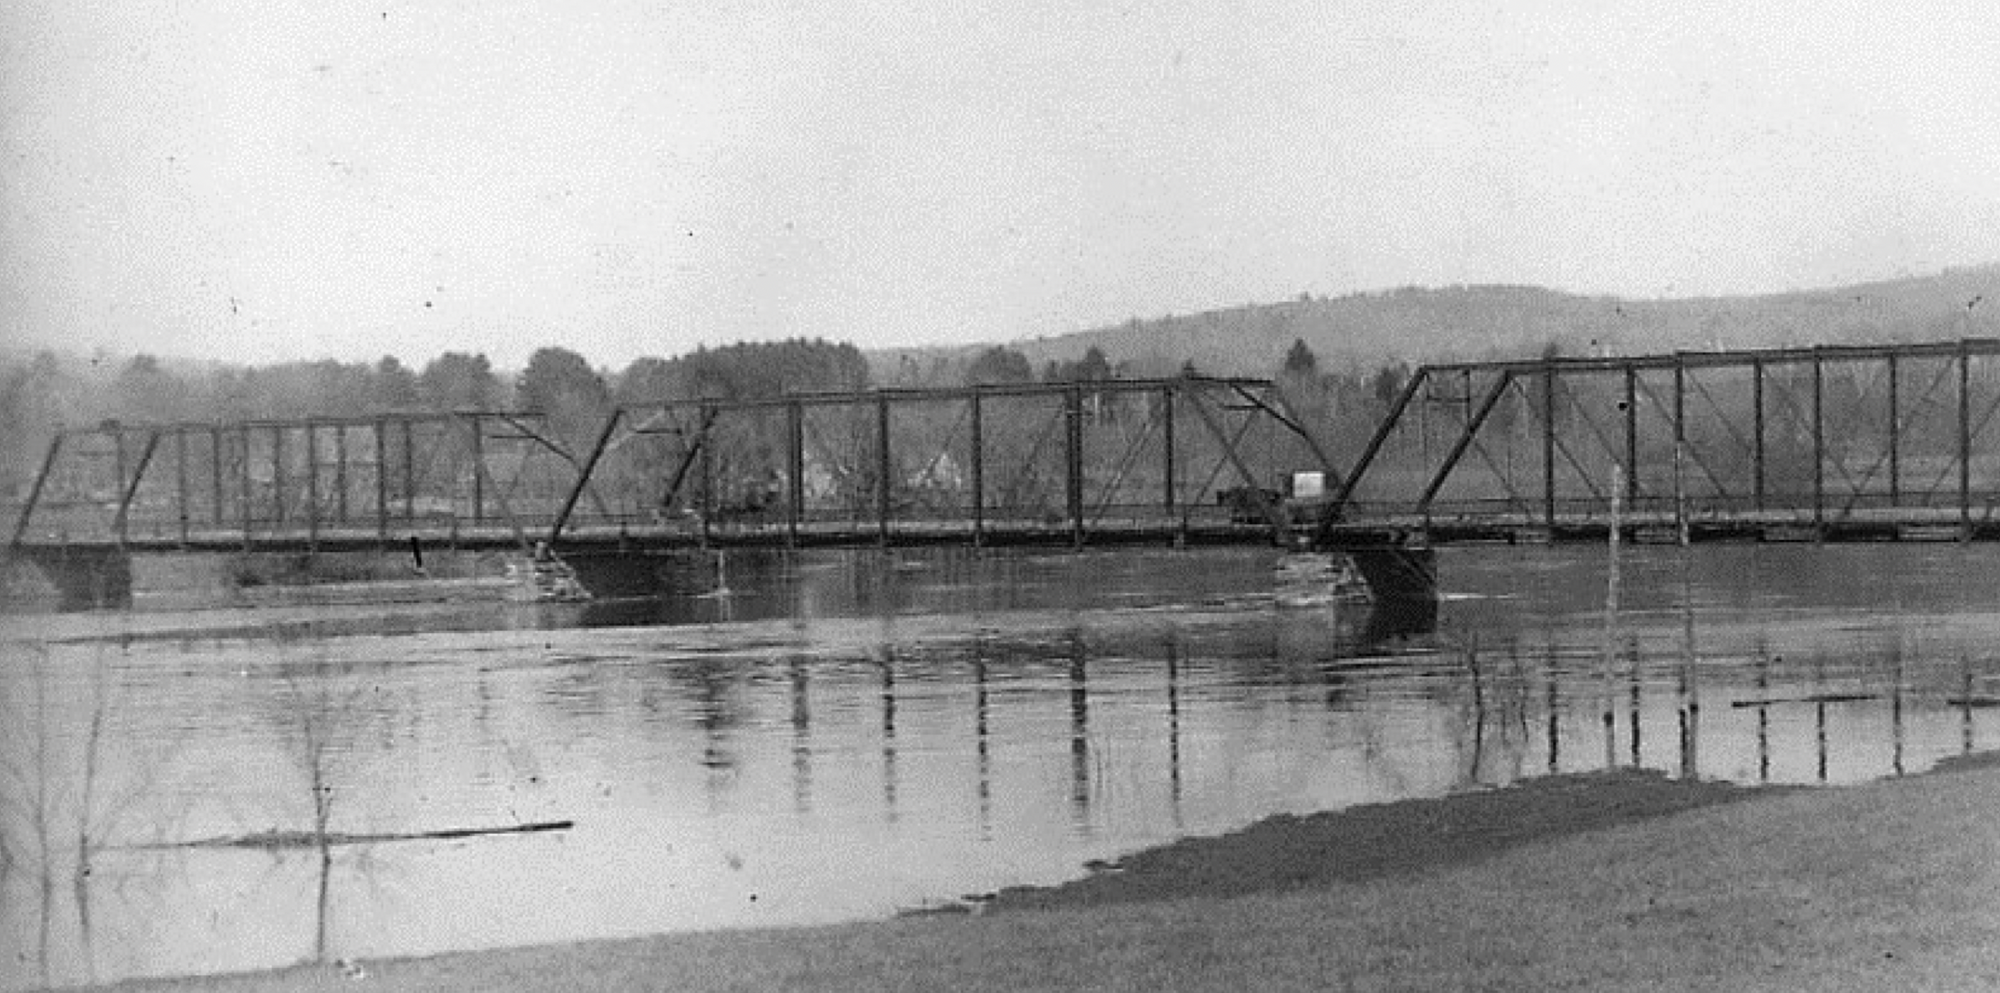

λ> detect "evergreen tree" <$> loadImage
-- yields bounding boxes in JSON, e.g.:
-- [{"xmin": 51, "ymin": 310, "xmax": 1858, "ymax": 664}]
[
  {"xmin": 1282, "ymin": 338, "xmax": 1319, "ymax": 378},
  {"xmin": 964, "ymin": 345, "xmax": 1033, "ymax": 386}
]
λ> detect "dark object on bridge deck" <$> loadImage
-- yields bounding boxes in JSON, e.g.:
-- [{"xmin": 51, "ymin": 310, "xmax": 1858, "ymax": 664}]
[
  {"xmin": 1217, "ymin": 485, "xmax": 1284, "ymax": 525},
  {"xmin": 409, "ymin": 535, "xmax": 425, "ymax": 572}
]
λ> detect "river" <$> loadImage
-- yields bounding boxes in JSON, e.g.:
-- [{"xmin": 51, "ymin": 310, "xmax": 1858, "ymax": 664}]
[{"xmin": 4, "ymin": 542, "xmax": 1999, "ymax": 988}]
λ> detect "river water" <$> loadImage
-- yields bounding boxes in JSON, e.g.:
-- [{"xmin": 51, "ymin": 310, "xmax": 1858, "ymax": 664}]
[{"xmin": 5, "ymin": 542, "xmax": 2000, "ymax": 988}]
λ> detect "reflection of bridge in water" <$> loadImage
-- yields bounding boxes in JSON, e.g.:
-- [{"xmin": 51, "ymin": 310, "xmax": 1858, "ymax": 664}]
[{"xmin": 18, "ymin": 338, "xmax": 2000, "ymax": 607}]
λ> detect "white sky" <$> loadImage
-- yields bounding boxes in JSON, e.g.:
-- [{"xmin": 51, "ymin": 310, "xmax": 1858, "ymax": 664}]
[{"xmin": 6, "ymin": 1, "xmax": 2000, "ymax": 370}]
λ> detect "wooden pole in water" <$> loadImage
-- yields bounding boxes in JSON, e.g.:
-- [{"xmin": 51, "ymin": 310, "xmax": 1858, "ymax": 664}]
[
  {"xmin": 1680, "ymin": 544, "xmax": 1699, "ymax": 778},
  {"xmin": 1602, "ymin": 462, "xmax": 1622, "ymax": 769}
]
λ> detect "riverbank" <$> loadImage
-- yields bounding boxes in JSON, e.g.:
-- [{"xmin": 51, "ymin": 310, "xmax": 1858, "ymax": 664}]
[{"xmin": 83, "ymin": 758, "xmax": 2000, "ymax": 993}]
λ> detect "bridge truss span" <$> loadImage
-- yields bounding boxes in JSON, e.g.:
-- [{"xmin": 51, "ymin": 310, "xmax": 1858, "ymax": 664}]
[
  {"xmin": 7, "ymin": 377, "xmax": 1338, "ymax": 555},
  {"xmin": 1327, "ymin": 339, "xmax": 2000, "ymax": 542},
  {"xmin": 549, "ymin": 377, "xmax": 1335, "ymax": 549}
]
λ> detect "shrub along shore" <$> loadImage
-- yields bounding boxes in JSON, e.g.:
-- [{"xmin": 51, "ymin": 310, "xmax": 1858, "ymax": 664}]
[{"xmin": 98, "ymin": 760, "xmax": 2000, "ymax": 993}]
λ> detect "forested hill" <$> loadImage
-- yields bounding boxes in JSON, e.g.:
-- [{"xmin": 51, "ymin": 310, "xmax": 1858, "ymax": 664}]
[{"xmin": 881, "ymin": 264, "xmax": 2000, "ymax": 380}]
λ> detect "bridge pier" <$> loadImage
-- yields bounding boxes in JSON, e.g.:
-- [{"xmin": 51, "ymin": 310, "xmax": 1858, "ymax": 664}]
[
  {"xmin": 1341, "ymin": 544, "xmax": 1438, "ymax": 602},
  {"xmin": 1311, "ymin": 526, "xmax": 1441, "ymax": 630},
  {"xmin": 9, "ymin": 545, "xmax": 134, "ymax": 611}
]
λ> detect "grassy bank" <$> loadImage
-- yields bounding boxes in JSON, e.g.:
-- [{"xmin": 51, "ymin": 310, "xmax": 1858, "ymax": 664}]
[{"xmin": 94, "ymin": 763, "xmax": 2000, "ymax": 993}]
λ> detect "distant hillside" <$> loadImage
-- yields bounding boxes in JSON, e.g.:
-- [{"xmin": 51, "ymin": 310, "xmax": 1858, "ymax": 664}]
[{"xmin": 874, "ymin": 264, "xmax": 2000, "ymax": 382}]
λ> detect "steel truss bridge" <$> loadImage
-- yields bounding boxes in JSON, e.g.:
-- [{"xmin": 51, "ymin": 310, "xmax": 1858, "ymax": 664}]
[
  {"xmin": 8, "ymin": 377, "xmax": 1334, "ymax": 557},
  {"xmin": 17, "ymin": 339, "xmax": 2000, "ymax": 586}
]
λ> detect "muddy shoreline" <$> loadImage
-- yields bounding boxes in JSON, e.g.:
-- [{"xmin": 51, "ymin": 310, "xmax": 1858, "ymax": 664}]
[{"xmin": 969, "ymin": 768, "xmax": 1785, "ymax": 912}]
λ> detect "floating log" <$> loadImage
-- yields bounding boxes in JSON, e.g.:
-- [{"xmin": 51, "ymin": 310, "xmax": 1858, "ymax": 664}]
[
  {"xmin": 1730, "ymin": 693, "xmax": 1877, "ymax": 709},
  {"xmin": 135, "ymin": 819, "xmax": 574, "ymax": 850}
]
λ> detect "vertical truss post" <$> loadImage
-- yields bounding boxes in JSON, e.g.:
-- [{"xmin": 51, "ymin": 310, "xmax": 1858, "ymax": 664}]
[
  {"xmin": 210, "ymin": 426, "xmax": 224, "ymax": 526},
  {"xmin": 335, "ymin": 425, "xmax": 348, "ymax": 524},
  {"xmin": 239, "ymin": 427, "xmax": 252, "ymax": 541},
  {"xmin": 305, "ymin": 424, "xmax": 319, "ymax": 548},
  {"xmin": 1674, "ymin": 356, "xmax": 1687, "ymax": 545},
  {"xmin": 1066, "ymin": 384, "xmax": 1085, "ymax": 547},
  {"xmin": 969, "ymin": 392, "xmax": 985, "ymax": 546},
  {"xmin": 401, "ymin": 419, "xmax": 415, "ymax": 523},
  {"xmin": 1623, "ymin": 364, "xmax": 1638, "ymax": 507},
  {"xmin": 1887, "ymin": 353, "xmax": 1900, "ymax": 506},
  {"xmin": 1752, "ymin": 358, "xmax": 1766, "ymax": 512},
  {"xmin": 272, "ymin": 425, "xmax": 286, "ymax": 527},
  {"xmin": 470, "ymin": 414, "xmax": 484, "ymax": 525},
  {"xmin": 1162, "ymin": 384, "xmax": 1177, "ymax": 519},
  {"xmin": 11, "ymin": 432, "xmax": 63, "ymax": 546},
  {"xmin": 374, "ymin": 418, "xmax": 389, "ymax": 540},
  {"xmin": 877, "ymin": 394, "xmax": 893, "ymax": 545},
  {"xmin": 1542, "ymin": 360, "xmax": 1557, "ymax": 527},
  {"xmin": 1961, "ymin": 341, "xmax": 1973, "ymax": 538},
  {"xmin": 787, "ymin": 400, "xmax": 804, "ymax": 547},
  {"xmin": 699, "ymin": 402, "xmax": 715, "ymax": 546},
  {"xmin": 175, "ymin": 428, "xmax": 190, "ymax": 546},
  {"xmin": 1812, "ymin": 351, "xmax": 1825, "ymax": 532}
]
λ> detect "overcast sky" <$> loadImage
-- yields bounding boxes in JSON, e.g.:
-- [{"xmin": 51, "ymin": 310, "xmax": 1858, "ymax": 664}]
[{"xmin": 6, "ymin": 1, "xmax": 2000, "ymax": 370}]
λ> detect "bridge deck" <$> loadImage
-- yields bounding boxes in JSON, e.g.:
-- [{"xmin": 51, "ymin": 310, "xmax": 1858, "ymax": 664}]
[{"xmin": 17, "ymin": 504, "xmax": 2000, "ymax": 556}]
